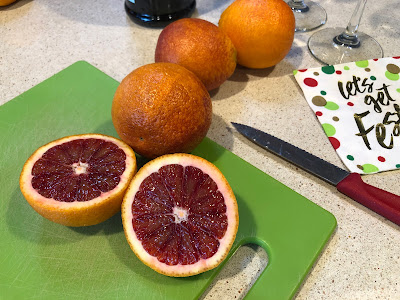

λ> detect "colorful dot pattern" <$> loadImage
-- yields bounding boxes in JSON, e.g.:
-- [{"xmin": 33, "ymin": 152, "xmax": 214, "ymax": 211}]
[{"xmin": 293, "ymin": 56, "xmax": 400, "ymax": 174}]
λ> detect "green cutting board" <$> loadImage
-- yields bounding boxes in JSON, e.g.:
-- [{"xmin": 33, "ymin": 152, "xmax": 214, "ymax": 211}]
[{"xmin": 0, "ymin": 61, "xmax": 336, "ymax": 300}]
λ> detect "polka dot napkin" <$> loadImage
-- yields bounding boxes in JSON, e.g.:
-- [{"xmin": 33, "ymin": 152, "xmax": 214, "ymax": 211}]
[{"xmin": 294, "ymin": 56, "xmax": 400, "ymax": 174}]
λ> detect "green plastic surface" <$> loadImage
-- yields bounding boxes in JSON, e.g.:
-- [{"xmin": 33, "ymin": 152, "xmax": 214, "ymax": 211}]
[{"xmin": 0, "ymin": 61, "xmax": 337, "ymax": 300}]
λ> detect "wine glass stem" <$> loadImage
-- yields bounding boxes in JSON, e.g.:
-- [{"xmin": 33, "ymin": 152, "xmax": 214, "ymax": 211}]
[
  {"xmin": 287, "ymin": 0, "xmax": 309, "ymax": 12},
  {"xmin": 334, "ymin": 0, "xmax": 367, "ymax": 48}
]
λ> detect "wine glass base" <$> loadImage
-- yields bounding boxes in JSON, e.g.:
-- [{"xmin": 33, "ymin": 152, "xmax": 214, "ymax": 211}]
[
  {"xmin": 308, "ymin": 27, "xmax": 384, "ymax": 65},
  {"xmin": 289, "ymin": 1, "xmax": 327, "ymax": 32}
]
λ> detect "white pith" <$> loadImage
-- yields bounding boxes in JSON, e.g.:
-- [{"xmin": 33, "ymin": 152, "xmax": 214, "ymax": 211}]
[
  {"xmin": 122, "ymin": 154, "xmax": 238, "ymax": 276},
  {"xmin": 172, "ymin": 206, "xmax": 188, "ymax": 223},
  {"xmin": 72, "ymin": 162, "xmax": 89, "ymax": 175},
  {"xmin": 20, "ymin": 134, "xmax": 136, "ymax": 209}
]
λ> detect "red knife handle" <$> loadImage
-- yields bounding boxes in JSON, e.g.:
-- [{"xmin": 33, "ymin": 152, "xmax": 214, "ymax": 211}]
[{"xmin": 336, "ymin": 173, "xmax": 400, "ymax": 226}]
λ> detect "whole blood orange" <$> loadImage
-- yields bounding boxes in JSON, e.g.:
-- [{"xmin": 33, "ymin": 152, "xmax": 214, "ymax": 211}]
[
  {"xmin": 155, "ymin": 18, "xmax": 237, "ymax": 91},
  {"xmin": 112, "ymin": 63, "xmax": 212, "ymax": 159},
  {"xmin": 19, "ymin": 134, "xmax": 137, "ymax": 227},
  {"xmin": 122, "ymin": 153, "xmax": 239, "ymax": 277},
  {"xmin": 218, "ymin": 0, "xmax": 295, "ymax": 69},
  {"xmin": 0, "ymin": 0, "xmax": 17, "ymax": 6}
]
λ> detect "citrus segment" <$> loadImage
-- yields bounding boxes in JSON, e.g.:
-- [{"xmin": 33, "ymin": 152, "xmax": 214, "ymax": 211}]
[
  {"xmin": 122, "ymin": 154, "xmax": 238, "ymax": 277},
  {"xmin": 20, "ymin": 134, "xmax": 137, "ymax": 227}
]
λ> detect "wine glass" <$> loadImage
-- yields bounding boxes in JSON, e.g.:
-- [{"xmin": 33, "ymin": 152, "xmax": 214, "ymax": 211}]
[
  {"xmin": 287, "ymin": 0, "xmax": 327, "ymax": 32},
  {"xmin": 307, "ymin": 0, "xmax": 383, "ymax": 65}
]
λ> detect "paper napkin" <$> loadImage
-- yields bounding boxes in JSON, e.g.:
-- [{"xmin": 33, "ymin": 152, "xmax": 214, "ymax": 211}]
[{"xmin": 294, "ymin": 56, "xmax": 400, "ymax": 174}]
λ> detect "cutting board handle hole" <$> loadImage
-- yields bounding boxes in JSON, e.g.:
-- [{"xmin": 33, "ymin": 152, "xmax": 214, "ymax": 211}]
[{"xmin": 199, "ymin": 244, "xmax": 268, "ymax": 300}]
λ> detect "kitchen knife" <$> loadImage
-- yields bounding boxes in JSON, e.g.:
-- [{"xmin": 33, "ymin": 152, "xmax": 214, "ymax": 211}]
[{"xmin": 231, "ymin": 122, "xmax": 400, "ymax": 226}]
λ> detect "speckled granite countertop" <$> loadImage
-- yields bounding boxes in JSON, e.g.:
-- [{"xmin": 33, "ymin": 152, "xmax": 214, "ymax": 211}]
[{"xmin": 1, "ymin": 0, "xmax": 399, "ymax": 299}]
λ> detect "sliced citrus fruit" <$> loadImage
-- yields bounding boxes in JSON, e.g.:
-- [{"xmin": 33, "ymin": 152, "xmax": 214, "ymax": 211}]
[
  {"xmin": 19, "ymin": 134, "xmax": 137, "ymax": 227},
  {"xmin": 122, "ymin": 153, "xmax": 239, "ymax": 277}
]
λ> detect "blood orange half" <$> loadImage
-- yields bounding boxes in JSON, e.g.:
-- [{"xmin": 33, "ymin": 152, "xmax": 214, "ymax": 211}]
[
  {"xmin": 121, "ymin": 153, "xmax": 239, "ymax": 277},
  {"xmin": 19, "ymin": 134, "xmax": 137, "ymax": 227}
]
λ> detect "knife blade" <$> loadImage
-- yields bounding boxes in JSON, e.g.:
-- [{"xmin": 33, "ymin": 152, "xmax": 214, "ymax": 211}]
[{"xmin": 232, "ymin": 122, "xmax": 400, "ymax": 226}]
